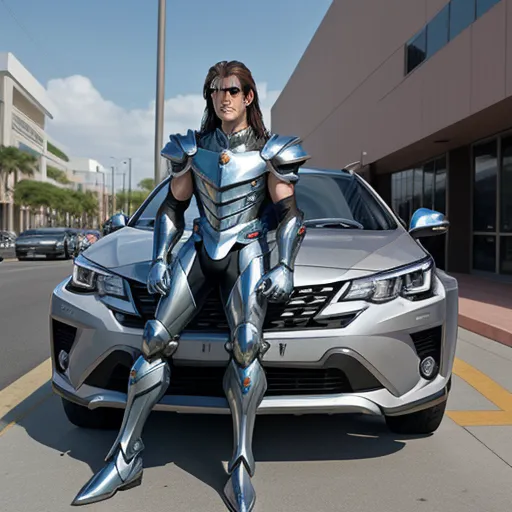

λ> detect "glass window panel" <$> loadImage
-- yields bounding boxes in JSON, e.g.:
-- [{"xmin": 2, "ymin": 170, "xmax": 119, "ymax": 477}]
[
  {"xmin": 500, "ymin": 237, "xmax": 512, "ymax": 275},
  {"xmin": 427, "ymin": 4, "xmax": 449, "ymax": 58},
  {"xmin": 405, "ymin": 169, "xmax": 414, "ymax": 221},
  {"xmin": 473, "ymin": 140, "xmax": 497, "ymax": 232},
  {"xmin": 398, "ymin": 172, "xmax": 408, "ymax": 223},
  {"xmin": 391, "ymin": 173, "xmax": 399, "ymax": 213},
  {"xmin": 434, "ymin": 157, "xmax": 447, "ymax": 214},
  {"xmin": 477, "ymin": 0, "xmax": 501, "ymax": 18},
  {"xmin": 449, "ymin": 0, "xmax": 476, "ymax": 40},
  {"xmin": 500, "ymin": 135, "xmax": 512, "ymax": 232},
  {"xmin": 406, "ymin": 29, "xmax": 426, "ymax": 73},
  {"xmin": 473, "ymin": 235, "xmax": 496, "ymax": 272},
  {"xmin": 413, "ymin": 168, "xmax": 423, "ymax": 211},
  {"xmin": 423, "ymin": 161, "xmax": 435, "ymax": 209}
]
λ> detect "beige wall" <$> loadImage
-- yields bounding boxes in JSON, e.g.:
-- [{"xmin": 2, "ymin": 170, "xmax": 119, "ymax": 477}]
[
  {"xmin": 271, "ymin": 0, "xmax": 512, "ymax": 174},
  {"xmin": 12, "ymin": 87, "xmax": 45, "ymax": 128}
]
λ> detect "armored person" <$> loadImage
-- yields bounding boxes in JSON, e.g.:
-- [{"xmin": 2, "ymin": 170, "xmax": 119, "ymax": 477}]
[{"xmin": 72, "ymin": 60, "xmax": 310, "ymax": 512}]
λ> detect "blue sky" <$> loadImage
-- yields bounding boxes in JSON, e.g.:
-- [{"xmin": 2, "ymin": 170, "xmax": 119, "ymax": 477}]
[{"xmin": 0, "ymin": 0, "xmax": 332, "ymax": 185}]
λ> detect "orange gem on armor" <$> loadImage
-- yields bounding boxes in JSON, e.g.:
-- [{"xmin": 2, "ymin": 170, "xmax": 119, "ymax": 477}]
[
  {"xmin": 298, "ymin": 226, "xmax": 306, "ymax": 236},
  {"xmin": 243, "ymin": 377, "xmax": 251, "ymax": 387},
  {"xmin": 246, "ymin": 231, "xmax": 260, "ymax": 239},
  {"xmin": 219, "ymin": 151, "xmax": 231, "ymax": 165}
]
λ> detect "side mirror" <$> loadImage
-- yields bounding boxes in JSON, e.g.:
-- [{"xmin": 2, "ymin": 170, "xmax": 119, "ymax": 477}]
[
  {"xmin": 108, "ymin": 212, "xmax": 128, "ymax": 233},
  {"xmin": 409, "ymin": 208, "xmax": 449, "ymax": 239}
]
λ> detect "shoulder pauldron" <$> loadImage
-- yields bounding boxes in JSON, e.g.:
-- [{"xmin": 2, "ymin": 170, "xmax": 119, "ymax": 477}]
[
  {"xmin": 260, "ymin": 134, "xmax": 311, "ymax": 183},
  {"xmin": 161, "ymin": 129, "xmax": 198, "ymax": 177}
]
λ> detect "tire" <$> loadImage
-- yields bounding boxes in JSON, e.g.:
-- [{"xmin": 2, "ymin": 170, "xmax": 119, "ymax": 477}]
[
  {"xmin": 385, "ymin": 399, "xmax": 447, "ymax": 435},
  {"xmin": 61, "ymin": 398, "xmax": 123, "ymax": 430}
]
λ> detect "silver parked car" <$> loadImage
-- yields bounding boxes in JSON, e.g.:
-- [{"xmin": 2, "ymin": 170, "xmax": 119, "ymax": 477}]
[{"xmin": 49, "ymin": 167, "xmax": 458, "ymax": 435}]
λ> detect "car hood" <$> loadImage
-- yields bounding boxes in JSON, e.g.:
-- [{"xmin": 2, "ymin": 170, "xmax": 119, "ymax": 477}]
[{"xmin": 83, "ymin": 226, "xmax": 427, "ymax": 283}]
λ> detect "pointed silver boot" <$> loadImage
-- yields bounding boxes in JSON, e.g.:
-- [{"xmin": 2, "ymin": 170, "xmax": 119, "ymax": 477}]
[
  {"xmin": 223, "ymin": 463, "xmax": 256, "ymax": 512},
  {"xmin": 71, "ymin": 447, "xmax": 143, "ymax": 506},
  {"xmin": 71, "ymin": 354, "xmax": 171, "ymax": 506}
]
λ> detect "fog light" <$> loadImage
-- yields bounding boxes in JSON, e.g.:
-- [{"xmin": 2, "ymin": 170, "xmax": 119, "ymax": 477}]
[
  {"xmin": 420, "ymin": 356, "xmax": 437, "ymax": 379},
  {"xmin": 58, "ymin": 350, "xmax": 69, "ymax": 371}
]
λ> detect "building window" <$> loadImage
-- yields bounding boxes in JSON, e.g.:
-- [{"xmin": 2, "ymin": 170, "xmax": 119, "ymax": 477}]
[
  {"xmin": 449, "ymin": 0, "xmax": 476, "ymax": 40},
  {"xmin": 473, "ymin": 235, "xmax": 496, "ymax": 272},
  {"xmin": 427, "ymin": 4, "xmax": 449, "ymax": 58},
  {"xmin": 390, "ymin": 155, "xmax": 447, "ymax": 269},
  {"xmin": 501, "ymin": 136, "xmax": 512, "ymax": 233},
  {"xmin": 473, "ymin": 140, "xmax": 498, "ymax": 232},
  {"xmin": 477, "ymin": 0, "xmax": 501, "ymax": 18},
  {"xmin": 472, "ymin": 132, "xmax": 512, "ymax": 276},
  {"xmin": 405, "ymin": 0, "xmax": 502, "ymax": 75},
  {"xmin": 405, "ymin": 29, "xmax": 426, "ymax": 74}
]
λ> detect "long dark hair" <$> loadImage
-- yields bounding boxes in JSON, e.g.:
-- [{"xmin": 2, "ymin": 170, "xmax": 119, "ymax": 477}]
[{"xmin": 200, "ymin": 60, "xmax": 270, "ymax": 140}]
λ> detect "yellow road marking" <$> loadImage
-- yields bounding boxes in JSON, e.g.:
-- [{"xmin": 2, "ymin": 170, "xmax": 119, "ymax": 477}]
[
  {"xmin": 447, "ymin": 357, "xmax": 512, "ymax": 426},
  {"xmin": 0, "ymin": 358, "xmax": 52, "ymax": 435}
]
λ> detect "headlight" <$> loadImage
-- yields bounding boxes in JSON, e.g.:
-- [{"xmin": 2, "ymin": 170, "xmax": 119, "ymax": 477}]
[
  {"xmin": 340, "ymin": 258, "xmax": 434, "ymax": 304},
  {"xmin": 70, "ymin": 257, "xmax": 126, "ymax": 299}
]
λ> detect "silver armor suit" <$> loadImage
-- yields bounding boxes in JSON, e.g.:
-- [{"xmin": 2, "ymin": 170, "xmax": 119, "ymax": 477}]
[{"xmin": 71, "ymin": 126, "xmax": 310, "ymax": 511}]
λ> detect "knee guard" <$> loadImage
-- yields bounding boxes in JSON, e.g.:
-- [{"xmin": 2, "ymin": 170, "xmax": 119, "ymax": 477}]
[
  {"xmin": 228, "ymin": 322, "xmax": 262, "ymax": 368},
  {"xmin": 142, "ymin": 319, "xmax": 179, "ymax": 360}
]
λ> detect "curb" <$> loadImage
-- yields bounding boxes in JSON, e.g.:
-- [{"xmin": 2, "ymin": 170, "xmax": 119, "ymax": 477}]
[{"xmin": 458, "ymin": 314, "xmax": 512, "ymax": 348}]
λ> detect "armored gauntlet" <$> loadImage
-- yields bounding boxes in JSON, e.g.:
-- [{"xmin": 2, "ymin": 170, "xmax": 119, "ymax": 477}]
[
  {"xmin": 258, "ymin": 195, "xmax": 305, "ymax": 302},
  {"xmin": 147, "ymin": 185, "xmax": 191, "ymax": 295}
]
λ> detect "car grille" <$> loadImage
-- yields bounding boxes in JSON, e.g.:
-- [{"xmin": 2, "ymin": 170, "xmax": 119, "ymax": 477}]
[
  {"xmin": 86, "ymin": 357, "xmax": 353, "ymax": 397},
  {"xmin": 125, "ymin": 280, "xmax": 351, "ymax": 332}
]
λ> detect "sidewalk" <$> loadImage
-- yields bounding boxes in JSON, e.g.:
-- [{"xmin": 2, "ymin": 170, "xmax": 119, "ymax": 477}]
[{"xmin": 453, "ymin": 273, "xmax": 512, "ymax": 347}]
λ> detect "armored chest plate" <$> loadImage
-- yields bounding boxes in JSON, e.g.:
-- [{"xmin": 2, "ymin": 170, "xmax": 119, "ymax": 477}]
[{"xmin": 191, "ymin": 148, "xmax": 269, "ymax": 232}]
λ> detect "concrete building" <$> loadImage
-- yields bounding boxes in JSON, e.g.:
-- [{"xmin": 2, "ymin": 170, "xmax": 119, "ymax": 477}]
[
  {"xmin": 271, "ymin": 0, "xmax": 512, "ymax": 278},
  {"xmin": 0, "ymin": 52, "xmax": 101, "ymax": 232},
  {"xmin": 0, "ymin": 52, "xmax": 55, "ymax": 232}
]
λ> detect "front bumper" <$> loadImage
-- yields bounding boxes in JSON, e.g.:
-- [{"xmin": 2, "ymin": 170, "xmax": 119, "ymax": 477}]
[
  {"xmin": 16, "ymin": 244, "xmax": 66, "ymax": 258},
  {"xmin": 50, "ymin": 270, "xmax": 458, "ymax": 417}
]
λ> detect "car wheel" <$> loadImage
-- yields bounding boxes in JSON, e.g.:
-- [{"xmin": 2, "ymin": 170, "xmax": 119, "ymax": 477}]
[
  {"xmin": 385, "ymin": 399, "xmax": 447, "ymax": 435},
  {"xmin": 61, "ymin": 398, "xmax": 123, "ymax": 430}
]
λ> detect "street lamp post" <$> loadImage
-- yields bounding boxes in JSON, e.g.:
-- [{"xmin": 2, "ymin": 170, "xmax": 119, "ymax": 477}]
[{"xmin": 155, "ymin": 0, "xmax": 166, "ymax": 185}]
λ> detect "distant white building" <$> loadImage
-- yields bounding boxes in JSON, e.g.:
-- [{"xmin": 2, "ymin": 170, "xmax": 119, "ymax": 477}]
[{"xmin": 0, "ymin": 52, "xmax": 101, "ymax": 232}]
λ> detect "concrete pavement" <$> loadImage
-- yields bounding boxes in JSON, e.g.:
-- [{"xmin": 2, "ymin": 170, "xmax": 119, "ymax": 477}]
[{"xmin": 0, "ymin": 328, "xmax": 512, "ymax": 512}]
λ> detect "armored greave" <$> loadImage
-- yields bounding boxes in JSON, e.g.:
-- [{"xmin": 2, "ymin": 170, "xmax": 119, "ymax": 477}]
[
  {"xmin": 222, "ymin": 242, "xmax": 269, "ymax": 512},
  {"xmin": 72, "ymin": 237, "xmax": 210, "ymax": 506}
]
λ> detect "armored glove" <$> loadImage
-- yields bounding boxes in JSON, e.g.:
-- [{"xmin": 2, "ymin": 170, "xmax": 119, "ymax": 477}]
[
  {"xmin": 257, "ymin": 263, "xmax": 294, "ymax": 303},
  {"xmin": 147, "ymin": 259, "xmax": 171, "ymax": 296}
]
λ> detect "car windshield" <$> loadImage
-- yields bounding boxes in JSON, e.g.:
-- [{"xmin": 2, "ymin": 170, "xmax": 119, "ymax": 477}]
[
  {"xmin": 294, "ymin": 172, "xmax": 397, "ymax": 230},
  {"xmin": 130, "ymin": 171, "xmax": 397, "ymax": 231}
]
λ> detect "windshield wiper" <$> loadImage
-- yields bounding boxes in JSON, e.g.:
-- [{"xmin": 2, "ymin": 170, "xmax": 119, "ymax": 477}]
[{"xmin": 303, "ymin": 217, "xmax": 364, "ymax": 230}]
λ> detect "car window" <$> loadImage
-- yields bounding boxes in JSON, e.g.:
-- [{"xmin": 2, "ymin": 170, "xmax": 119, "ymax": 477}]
[{"xmin": 130, "ymin": 172, "xmax": 397, "ymax": 231}]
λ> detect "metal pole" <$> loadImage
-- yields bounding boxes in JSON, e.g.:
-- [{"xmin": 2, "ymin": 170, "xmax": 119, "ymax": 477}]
[
  {"xmin": 128, "ymin": 157, "xmax": 132, "ymax": 215},
  {"xmin": 111, "ymin": 165, "xmax": 116, "ymax": 215},
  {"xmin": 123, "ymin": 173, "xmax": 126, "ymax": 213},
  {"xmin": 154, "ymin": 0, "xmax": 166, "ymax": 184}
]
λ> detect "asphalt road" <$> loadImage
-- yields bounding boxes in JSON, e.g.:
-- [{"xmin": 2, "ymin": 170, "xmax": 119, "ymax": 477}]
[{"xmin": 0, "ymin": 258, "xmax": 73, "ymax": 391}]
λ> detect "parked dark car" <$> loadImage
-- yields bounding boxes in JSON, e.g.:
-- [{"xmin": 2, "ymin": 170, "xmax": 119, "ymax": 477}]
[{"xmin": 15, "ymin": 227, "xmax": 75, "ymax": 260}]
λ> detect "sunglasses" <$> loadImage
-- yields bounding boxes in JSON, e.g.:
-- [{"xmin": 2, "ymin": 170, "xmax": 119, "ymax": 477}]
[{"xmin": 209, "ymin": 87, "xmax": 241, "ymax": 97}]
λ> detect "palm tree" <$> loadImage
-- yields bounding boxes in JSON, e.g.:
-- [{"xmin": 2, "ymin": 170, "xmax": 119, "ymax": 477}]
[{"xmin": 0, "ymin": 145, "xmax": 38, "ymax": 203}]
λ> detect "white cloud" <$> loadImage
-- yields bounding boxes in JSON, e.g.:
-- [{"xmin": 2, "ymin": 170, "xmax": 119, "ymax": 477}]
[{"xmin": 45, "ymin": 75, "xmax": 281, "ymax": 190}]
